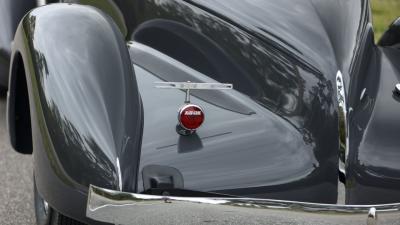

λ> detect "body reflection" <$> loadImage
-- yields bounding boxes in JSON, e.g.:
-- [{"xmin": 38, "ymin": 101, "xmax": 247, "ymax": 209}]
[
  {"xmin": 136, "ymin": 0, "xmax": 339, "ymax": 203},
  {"xmin": 177, "ymin": 133, "xmax": 203, "ymax": 154}
]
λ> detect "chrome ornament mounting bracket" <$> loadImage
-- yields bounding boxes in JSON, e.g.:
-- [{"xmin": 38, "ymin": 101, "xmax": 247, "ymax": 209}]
[{"xmin": 155, "ymin": 81, "xmax": 233, "ymax": 135}]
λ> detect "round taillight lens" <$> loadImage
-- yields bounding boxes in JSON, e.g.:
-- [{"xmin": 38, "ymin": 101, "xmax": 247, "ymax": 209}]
[{"xmin": 178, "ymin": 104, "xmax": 205, "ymax": 130}]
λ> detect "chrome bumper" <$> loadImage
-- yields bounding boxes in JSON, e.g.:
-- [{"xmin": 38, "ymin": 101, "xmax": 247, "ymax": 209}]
[{"xmin": 86, "ymin": 185, "xmax": 400, "ymax": 225}]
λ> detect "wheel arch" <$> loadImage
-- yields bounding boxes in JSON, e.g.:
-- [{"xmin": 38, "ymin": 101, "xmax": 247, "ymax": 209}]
[{"xmin": 7, "ymin": 50, "xmax": 33, "ymax": 154}]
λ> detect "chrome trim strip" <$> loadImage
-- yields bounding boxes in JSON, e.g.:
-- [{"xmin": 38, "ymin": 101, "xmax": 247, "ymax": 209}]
[
  {"xmin": 87, "ymin": 185, "xmax": 400, "ymax": 225},
  {"xmin": 155, "ymin": 81, "xmax": 233, "ymax": 104},
  {"xmin": 116, "ymin": 158, "xmax": 122, "ymax": 191},
  {"xmin": 336, "ymin": 71, "xmax": 349, "ymax": 177},
  {"xmin": 37, "ymin": 0, "xmax": 46, "ymax": 6},
  {"xmin": 395, "ymin": 83, "xmax": 400, "ymax": 95}
]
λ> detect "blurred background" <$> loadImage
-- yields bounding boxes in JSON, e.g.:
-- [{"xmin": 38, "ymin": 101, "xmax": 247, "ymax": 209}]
[{"xmin": 372, "ymin": 0, "xmax": 400, "ymax": 40}]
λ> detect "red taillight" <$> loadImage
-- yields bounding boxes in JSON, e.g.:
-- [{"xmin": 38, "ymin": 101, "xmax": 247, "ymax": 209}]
[{"xmin": 178, "ymin": 104, "xmax": 205, "ymax": 130}]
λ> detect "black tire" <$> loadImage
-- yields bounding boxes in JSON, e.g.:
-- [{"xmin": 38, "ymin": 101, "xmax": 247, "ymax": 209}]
[
  {"xmin": 34, "ymin": 177, "xmax": 86, "ymax": 225},
  {"xmin": 50, "ymin": 211, "xmax": 87, "ymax": 225},
  {"xmin": 0, "ymin": 86, "xmax": 7, "ymax": 97},
  {"xmin": 34, "ymin": 177, "xmax": 52, "ymax": 225}
]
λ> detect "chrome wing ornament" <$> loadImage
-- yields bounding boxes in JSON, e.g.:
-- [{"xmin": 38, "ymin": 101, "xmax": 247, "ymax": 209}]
[{"xmin": 155, "ymin": 81, "xmax": 233, "ymax": 103}]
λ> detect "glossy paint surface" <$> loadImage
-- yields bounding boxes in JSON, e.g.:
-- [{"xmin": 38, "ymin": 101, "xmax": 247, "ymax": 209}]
[
  {"xmin": 379, "ymin": 17, "xmax": 400, "ymax": 48},
  {"xmin": 123, "ymin": 0, "xmax": 368, "ymax": 203},
  {"xmin": 119, "ymin": 0, "xmax": 400, "ymax": 205},
  {"xmin": 5, "ymin": 3, "xmax": 400, "ymax": 225},
  {"xmin": 347, "ymin": 46, "xmax": 400, "ymax": 204},
  {"xmin": 10, "ymin": 4, "xmax": 142, "ymax": 223},
  {"xmin": 130, "ymin": 42, "xmax": 338, "ymax": 203},
  {"xmin": 186, "ymin": 0, "xmax": 368, "ymax": 86}
]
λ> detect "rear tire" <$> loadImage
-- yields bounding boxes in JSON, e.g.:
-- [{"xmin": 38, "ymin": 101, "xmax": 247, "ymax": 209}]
[
  {"xmin": 34, "ymin": 176, "xmax": 86, "ymax": 225},
  {"xmin": 0, "ymin": 86, "xmax": 6, "ymax": 97},
  {"xmin": 50, "ymin": 211, "xmax": 87, "ymax": 225},
  {"xmin": 34, "ymin": 177, "xmax": 52, "ymax": 225}
]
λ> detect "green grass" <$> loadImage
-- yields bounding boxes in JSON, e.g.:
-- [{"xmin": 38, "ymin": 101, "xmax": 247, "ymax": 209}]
[{"xmin": 371, "ymin": 0, "xmax": 400, "ymax": 40}]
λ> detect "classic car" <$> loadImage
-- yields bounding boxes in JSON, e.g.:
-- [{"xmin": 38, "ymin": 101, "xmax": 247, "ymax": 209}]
[{"xmin": 1, "ymin": 0, "xmax": 400, "ymax": 224}]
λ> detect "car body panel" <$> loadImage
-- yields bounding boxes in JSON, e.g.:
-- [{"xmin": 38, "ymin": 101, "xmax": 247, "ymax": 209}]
[
  {"xmin": 130, "ymin": 42, "xmax": 338, "ymax": 203},
  {"xmin": 128, "ymin": 0, "xmax": 341, "ymax": 203},
  {"xmin": 8, "ymin": 4, "xmax": 142, "ymax": 224},
  {"xmin": 378, "ymin": 17, "xmax": 400, "ymax": 49},
  {"xmin": 4, "ymin": 0, "xmax": 400, "ymax": 224},
  {"xmin": 347, "ymin": 46, "xmax": 400, "ymax": 204}
]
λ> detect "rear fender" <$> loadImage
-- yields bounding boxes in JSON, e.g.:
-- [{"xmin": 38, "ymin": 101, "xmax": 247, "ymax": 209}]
[{"xmin": 8, "ymin": 3, "xmax": 143, "ymax": 223}]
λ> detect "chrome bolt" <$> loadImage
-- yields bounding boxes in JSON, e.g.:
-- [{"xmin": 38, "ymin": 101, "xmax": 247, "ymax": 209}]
[
  {"xmin": 395, "ymin": 84, "xmax": 400, "ymax": 95},
  {"xmin": 43, "ymin": 199, "xmax": 49, "ymax": 215},
  {"xmin": 367, "ymin": 207, "xmax": 378, "ymax": 225}
]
